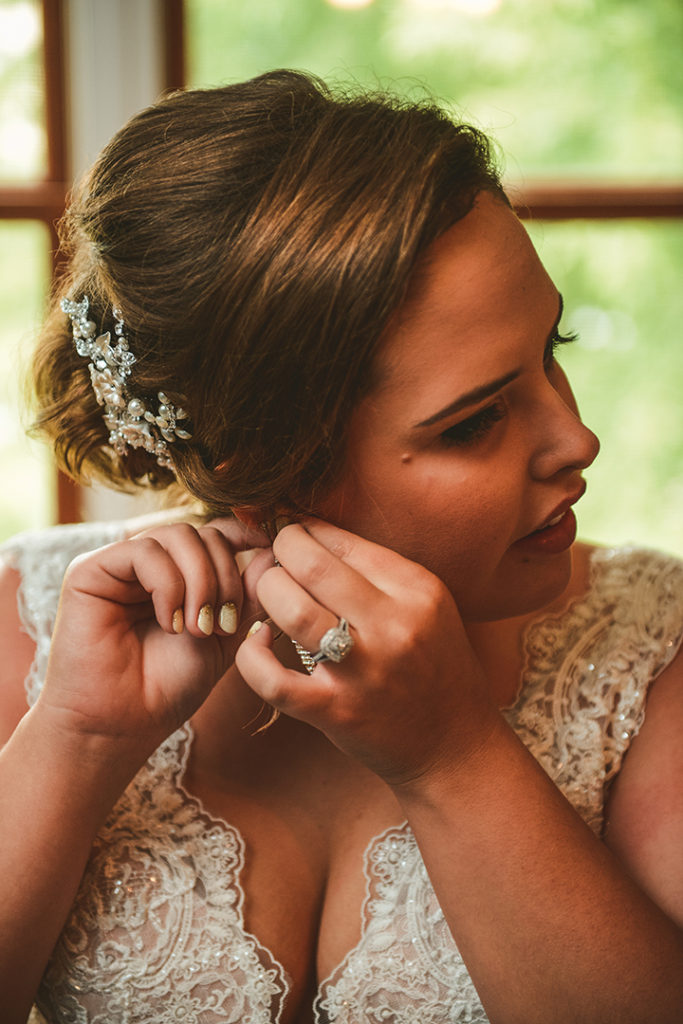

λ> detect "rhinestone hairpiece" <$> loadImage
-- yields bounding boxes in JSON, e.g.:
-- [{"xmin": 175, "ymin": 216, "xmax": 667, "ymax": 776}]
[{"xmin": 61, "ymin": 295, "xmax": 192, "ymax": 470}]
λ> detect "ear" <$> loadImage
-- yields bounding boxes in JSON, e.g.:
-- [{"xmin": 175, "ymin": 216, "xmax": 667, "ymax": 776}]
[
  {"xmin": 231, "ymin": 507, "xmax": 264, "ymax": 531},
  {"xmin": 232, "ymin": 507, "xmax": 296, "ymax": 541}
]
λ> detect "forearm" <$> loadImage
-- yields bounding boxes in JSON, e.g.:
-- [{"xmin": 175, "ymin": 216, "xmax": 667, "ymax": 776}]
[
  {"xmin": 0, "ymin": 704, "xmax": 143, "ymax": 1023},
  {"xmin": 395, "ymin": 714, "xmax": 683, "ymax": 1024}
]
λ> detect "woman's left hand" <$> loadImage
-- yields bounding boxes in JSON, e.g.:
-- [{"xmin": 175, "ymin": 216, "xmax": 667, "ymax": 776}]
[{"xmin": 235, "ymin": 519, "xmax": 497, "ymax": 787}]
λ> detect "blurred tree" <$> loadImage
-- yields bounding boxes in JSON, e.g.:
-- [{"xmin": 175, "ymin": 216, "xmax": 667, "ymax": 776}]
[{"xmin": 187, "ymin": 0, "xmax": 683, "ymax": 179}]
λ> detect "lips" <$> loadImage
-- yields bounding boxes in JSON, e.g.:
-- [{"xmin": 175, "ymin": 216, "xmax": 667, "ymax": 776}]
[
  {"xmin": 512, "ymin": 482, "xmax": 586, "ymax": 555},
  {"xmin": 527, "ymin": 481, "xmax": 587, "ymax": 537}
]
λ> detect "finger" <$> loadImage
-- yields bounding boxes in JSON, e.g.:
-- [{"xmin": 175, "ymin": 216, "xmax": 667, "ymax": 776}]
[
  {"xmin": 236, "ymin": 621, "xmax": 333, "ymax": 720},
  {"xmin": 298, "ymin": 517, "xmax": 430, "ymax": 595},
  {"xmin": 272, "ymin": 524, "xmax": 383, "ymax": 622},
  {"xmin": 199, "ymin": 516, "xmax": 272, "ymax": 552},
  {"xmin": 72, "ymin": 538, "xmax": 188, "ymax": 635},
  {"xmin": 240, "ymin": 547, "xmax": 276, "ymax": 629},
  {"xmin": 195, "ymin": 525, "xmax": 247, "ymax": 635},
  {"xmin": 256, "ymin": 565, "xmax": 345, "ymax": 655},
  {"xmin": 139, "ymin": 523, "xmax": 228, "ymax": 637}
]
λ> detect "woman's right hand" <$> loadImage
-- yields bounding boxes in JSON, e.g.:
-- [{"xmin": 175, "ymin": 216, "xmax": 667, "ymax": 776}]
[{"xmin": 36, "ymin": 518, "xmax": 273, "ymax": 764}]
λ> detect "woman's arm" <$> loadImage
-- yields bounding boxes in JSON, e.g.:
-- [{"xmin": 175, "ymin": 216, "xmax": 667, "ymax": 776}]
[
  {"xmin": 604, "ymin": 650, "xmax": 683, "ymax": 928},
  {"xmin": 0, "ymin": 520, "xmax": 271, "ymax": 1024},
  {"xmin": 0, "ymin": 668, "xmax": 151, "ymax": 1023},
  {"xmin": 394, "ymin": 700, "xmax": 683, "ymax": 1024},
  {"xmin": 237, "ymin": 519, "xmax": 683, "ymax": 1024}
]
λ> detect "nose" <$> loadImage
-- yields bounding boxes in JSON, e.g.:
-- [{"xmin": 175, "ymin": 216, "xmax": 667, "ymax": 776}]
[{"xmin": 528, "ymin": 374, "xmax": 600, "ymax": 481}]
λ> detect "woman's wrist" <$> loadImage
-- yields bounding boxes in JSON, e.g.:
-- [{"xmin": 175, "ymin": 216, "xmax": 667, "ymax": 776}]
[
  {"xmin": 383, "ymin": 693, "xmax": 505, "ymax": 799},
  {"xmin": 22, "ymin": 699, "xmax": 151, "ymax": 801}
]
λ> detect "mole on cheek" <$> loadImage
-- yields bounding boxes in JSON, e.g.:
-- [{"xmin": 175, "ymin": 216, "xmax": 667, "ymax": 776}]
[{"xmin": 401, "ymin": 453, "xmax": 412, "ymax": 464}]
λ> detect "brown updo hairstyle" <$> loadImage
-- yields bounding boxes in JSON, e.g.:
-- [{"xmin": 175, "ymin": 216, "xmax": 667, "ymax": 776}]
[{"xmin": 32, "ymin": 69, "xmax": 506, "ymax": 519}]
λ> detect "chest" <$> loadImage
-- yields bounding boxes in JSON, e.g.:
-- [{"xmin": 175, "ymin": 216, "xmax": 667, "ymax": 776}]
[{"xmin": 184, "ymin": 732, "xmax": 405, "ymax": 1021}]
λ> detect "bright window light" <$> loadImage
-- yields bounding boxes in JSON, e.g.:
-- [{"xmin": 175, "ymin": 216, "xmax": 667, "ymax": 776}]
[
  {"xmin": 325, "ymin": 0, "xmax": 376, "ymax": 9},
  {"xmin": 0, "ymin": 2, "xmax": 41, "ymax": 60}
]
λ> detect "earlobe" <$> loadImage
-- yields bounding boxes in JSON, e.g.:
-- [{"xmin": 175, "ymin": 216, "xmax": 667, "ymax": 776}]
[
  {"xmin": 232, "ymin": 507, "xmax": 294, "ymax": 541},
  {"xmin": 231, "ymin": 507, "xmax": 264, "ymax": 531}
]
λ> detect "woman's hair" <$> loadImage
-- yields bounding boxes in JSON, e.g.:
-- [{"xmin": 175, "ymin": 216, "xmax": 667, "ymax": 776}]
[{"xmin": 32, "ymin": 69, "xmax": 506, "ymax": 517}]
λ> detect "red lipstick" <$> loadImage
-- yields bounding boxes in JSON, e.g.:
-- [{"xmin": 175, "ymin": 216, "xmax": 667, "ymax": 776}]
[
  {"xmin": 513, "ymin": 507, "xmax": 578, "ymax": 555},
  {"xmin": 513, "ymin": 483, "xmax": 586, "ymax": 556}
]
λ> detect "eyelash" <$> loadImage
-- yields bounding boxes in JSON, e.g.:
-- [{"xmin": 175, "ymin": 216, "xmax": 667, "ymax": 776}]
[
  {"xmin": 544, "ymin": 329, "xmax": 577, "ymax": 367},
  {"xmin": 440, "ymin": 401, "xmax": 506, "ymax": 447},
  {"xmin": 439, "ymin": 329, "xmax": 578, "ymax": 448}
]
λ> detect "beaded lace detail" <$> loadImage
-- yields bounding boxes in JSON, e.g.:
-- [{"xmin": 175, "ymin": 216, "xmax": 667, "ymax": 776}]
[
  {"xmin": 37, "ymin": 724, "xmax": 288, "ymax": 1023},
  {"xmin": 314, "ymin": 546, "xmax": 683, "ymax": 1024},
  {"xmin": 2, "ymin": 524, "xmax": 681, "ymax": 1024},
  {"xmin": 314, "ymin": 826, "xmax": 488, "ymax": 1024}
]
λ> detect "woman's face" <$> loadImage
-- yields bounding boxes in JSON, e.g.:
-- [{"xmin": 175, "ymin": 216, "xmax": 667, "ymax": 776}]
[{"xmin": 316, "ymin": 193, "xmax": 600, "ymax": 622}]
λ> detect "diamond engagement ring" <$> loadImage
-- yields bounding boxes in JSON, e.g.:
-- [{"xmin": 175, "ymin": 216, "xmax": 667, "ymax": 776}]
[{"xmin": 310, "ymin": 618, "xmax": 354, "ymax": 664}]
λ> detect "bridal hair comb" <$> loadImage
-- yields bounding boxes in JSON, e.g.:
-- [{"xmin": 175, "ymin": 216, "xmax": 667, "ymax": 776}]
[{"xmin": 61, "ymin": 295, "xmax": 192, "ymax": 470}]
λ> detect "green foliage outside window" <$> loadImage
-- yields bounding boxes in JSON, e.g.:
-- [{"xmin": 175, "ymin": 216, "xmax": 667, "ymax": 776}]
[
  {"xmin": 0, "ymin": 1, "xmax": 51, "ymax": 544},
  {"xmin": 186, "ymin": 0, "xmax": 683, "ymax": 180},
  {"xmin": 529, "ymin": 219, "xmax": 683, "ymax": 554},
  {"xmin": 0, "ymin": 0, "xmax": 45, "ymax": 182}
]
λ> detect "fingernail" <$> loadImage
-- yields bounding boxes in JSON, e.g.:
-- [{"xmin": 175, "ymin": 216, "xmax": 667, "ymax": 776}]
[
  {"xmin": 247, "ymin": 620, "xmax": 263, "ymax": 637},
  {"xmin": 172, "ymin": 608, "xmax": 184, "ymax": 634},
  {"xmin": 197, "ymin": 604, "xmax": 214, "ymax": 635},
  {"xmin": 219, "ymin": 601, "xmax": 238, "ymax": 635}
]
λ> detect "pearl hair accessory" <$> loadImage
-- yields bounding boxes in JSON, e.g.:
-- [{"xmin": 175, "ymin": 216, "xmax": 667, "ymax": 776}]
[{"xmin": 61, "ymin": 295, "xmax": 192, "ymax": 470}]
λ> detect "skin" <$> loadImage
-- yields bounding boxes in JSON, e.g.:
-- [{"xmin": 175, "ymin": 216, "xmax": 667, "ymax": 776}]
[
  {"xmin": 0, "ymin": 193, "xmax": 681, "ymax": 1023},
  {"xmin": 315, "ymin": 193, "xmax": 600, "ymax": 623}
]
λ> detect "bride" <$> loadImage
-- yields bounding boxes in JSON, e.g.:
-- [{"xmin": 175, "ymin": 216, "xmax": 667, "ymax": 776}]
[{"xmin": 1, "ymin": 70, "xmax": 681, "ymax": 1024}]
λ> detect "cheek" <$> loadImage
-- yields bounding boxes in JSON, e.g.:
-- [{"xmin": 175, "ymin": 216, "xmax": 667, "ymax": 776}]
[
  {"xmin": 409, "ymin": 487, "xmax": 515, "ymax": 596},
  {"xmin": 318, "ymin": 457, "xmax": 515, "ymax": 579}
]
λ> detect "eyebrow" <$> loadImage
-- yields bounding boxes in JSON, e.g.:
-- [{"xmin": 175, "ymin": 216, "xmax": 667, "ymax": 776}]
[{"xmin": 413, "ymin": 294, "xmax": 564, "ymax": 430}]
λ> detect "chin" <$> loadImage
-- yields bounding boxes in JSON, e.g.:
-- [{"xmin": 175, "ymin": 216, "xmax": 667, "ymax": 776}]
[{"xmin": 458, "ymin": 548, "xmax": 574, "ymax": 623}]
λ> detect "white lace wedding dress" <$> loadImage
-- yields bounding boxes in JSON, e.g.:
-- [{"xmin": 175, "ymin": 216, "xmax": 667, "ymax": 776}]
[{"xmin": 2, "ymin": 521, "xmax": 681, "ymax": 1024}]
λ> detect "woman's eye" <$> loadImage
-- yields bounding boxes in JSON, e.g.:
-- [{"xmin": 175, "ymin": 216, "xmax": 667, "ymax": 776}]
[
  {"xmin": 440, "ymin": 402, "xmax": 505, "ymax": 447},
  {"xmin": 544, "ymin": 329, "xmax": 577, "ymax": 368}
]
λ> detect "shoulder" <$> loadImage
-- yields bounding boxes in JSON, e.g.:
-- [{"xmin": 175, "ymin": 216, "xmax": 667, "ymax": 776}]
[
  {"xmin": 554, "ymin": 543, "xmax": 683, "ymax": 721},
  {"xmin": 604, "ymin": 641, "xmax": 683, "ymax": 926},
  {"xmin": 0, "ymin": 518, "xmax": 132, "ymax": 590},
  {"xmin": 588, "ymin": 543, "xmax": 683, "ymax": 605},
  {"xmin": 585, "ymin": 543, "xmax": 683, "ymax": 673}
]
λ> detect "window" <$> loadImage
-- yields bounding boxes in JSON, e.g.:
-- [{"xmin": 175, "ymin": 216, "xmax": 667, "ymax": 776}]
[
  {"xmin": 0, "ymin": 0, "xmax": 183, "ymax": 540},
  {"xmin": 0, "ymin": 0, "xmax": 65, "ymax": 540}
]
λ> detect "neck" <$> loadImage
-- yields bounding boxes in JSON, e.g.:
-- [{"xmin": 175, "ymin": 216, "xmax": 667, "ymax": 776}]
[{"xmin": 465, "ymin": 541, "xmax": 595, "ymax": 708}]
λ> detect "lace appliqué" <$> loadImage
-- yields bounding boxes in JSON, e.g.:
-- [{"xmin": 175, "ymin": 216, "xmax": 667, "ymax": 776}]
[
  {"xmin": 315, "ymin": 547, "xmax": 683, "ymax": 1024},
  {"xmin": 505, "ymin": 547, "xmax": 683, "ymax": 835},
  {"xmin": 36, "ymin": 725, "xmax": 289, "ymax": 1024},
  {"xmin": 314, "ymin": 826, "xmax": 488, "ymax": 1024}
]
